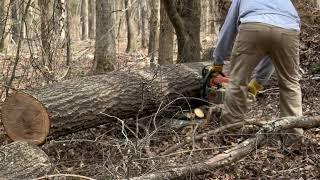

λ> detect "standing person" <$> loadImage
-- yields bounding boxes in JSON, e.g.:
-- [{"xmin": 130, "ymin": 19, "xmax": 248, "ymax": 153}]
[{"xmin": 210, "ymin": 0, "xmax": 303, "ymax": 137}]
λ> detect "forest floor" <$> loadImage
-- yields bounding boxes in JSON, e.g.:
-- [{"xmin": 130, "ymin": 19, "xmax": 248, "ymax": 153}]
[{"xmin": 0, "ymin": 39, "xmax": 320, "ymax": 179}]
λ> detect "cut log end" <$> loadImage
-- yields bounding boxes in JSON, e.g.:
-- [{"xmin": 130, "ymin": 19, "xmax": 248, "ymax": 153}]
[{"xmin": 2, "ymin": 92, "xmax": 50, "ymax": 145}]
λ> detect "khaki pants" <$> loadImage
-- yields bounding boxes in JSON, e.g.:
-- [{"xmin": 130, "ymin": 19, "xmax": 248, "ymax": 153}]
[{"xmin": 221, "ymin": 23, "xmax": 302, "ymax": 124}]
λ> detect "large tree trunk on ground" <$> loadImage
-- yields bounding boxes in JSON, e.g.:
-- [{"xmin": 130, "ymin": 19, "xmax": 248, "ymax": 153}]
[
  {"xmin": 0, "ymin": 141, "xmax": 51, "ymax": 178},
  {"xmin": 2, "ymin": 62, "xmax": 212, "ymax": 143},
  {"xmin": 131, "ymin": 116, "xmax": 320, "ymax": 180},
  {"xmin": 163, "ymin": 0, "xmax": 201, "ymax": 63}
]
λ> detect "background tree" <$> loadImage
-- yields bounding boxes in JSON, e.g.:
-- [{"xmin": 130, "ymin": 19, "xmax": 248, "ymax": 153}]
[
  {"xmin": 148, "ymin": 0, "xmax": 160, "ymax": 65},
  {"xmin": 92, "ymin": 0, "xmax": 115, "ymax": 74},
  {"xmin": 81, "ymin": 0, "xmax": 89, "ymax": 40},
  {"xmin": 124, "ymin": 0, "xmax": 139, "ymax": 53},
  {"xmin": 158, "ymin": 0, "xmax": 174, "ymax": 65},
  {"xmin": 88, "ymin": 0, "xmax": 95, "ymax": 39},
  {"xmin": 64, "ymin": 0, "xmax": 72, "ymax": 67},
  {"xmin": 139, "ymin": 0, "xmax": 147, "ymax": 48},
  {"xmin": 0, "ymin": 0, "xmax": 10, "ymax": 52},
  {"xmin": 209, "ymin": 0, "xmax": 231, "ymax": 36},
  {"xmin": 39, "ymin": 0, "xmax": 54, "ymax": 70},
  {"xmin": 163, "ymin": 0, "xmax": 201, "ymax": 63}
]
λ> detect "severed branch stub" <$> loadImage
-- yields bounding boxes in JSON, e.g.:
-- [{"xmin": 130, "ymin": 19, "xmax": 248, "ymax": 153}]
[{"xmin": 131, "ymin": 116, "xmax": 320, "ymax": 180}]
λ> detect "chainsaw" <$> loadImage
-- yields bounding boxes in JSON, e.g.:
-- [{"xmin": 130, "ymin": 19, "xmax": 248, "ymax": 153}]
[{"xmin": 201, "ymin": 65, "xmax": 229, "ymax": 104}]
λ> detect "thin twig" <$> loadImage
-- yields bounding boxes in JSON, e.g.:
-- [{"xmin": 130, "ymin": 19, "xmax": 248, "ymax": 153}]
[
  {"xmin": 34, "ymin": 174, "xmax": 95, "ymax": 180},
  {"xmin": 161, "ymin": 119, "xmax": 263, "ymax": 155}
]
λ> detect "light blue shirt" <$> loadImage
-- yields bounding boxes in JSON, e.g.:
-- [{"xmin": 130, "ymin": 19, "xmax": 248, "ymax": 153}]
[{"xmin": 213, "ymin": 0, "xmax": 301, "ymax": 65}]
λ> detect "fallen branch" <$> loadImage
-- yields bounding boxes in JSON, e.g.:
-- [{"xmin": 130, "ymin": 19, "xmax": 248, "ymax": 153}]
[
  {"xmin": 131, "ymin": 116, "xmax": 320, "ymax": 180},
  {"xmin": 34, "ymin": 174, "xmax": 95, "ymax": 180},
  {"xmin": 161, "ymin": 120, "xmax": 261, "ymax": 155}
]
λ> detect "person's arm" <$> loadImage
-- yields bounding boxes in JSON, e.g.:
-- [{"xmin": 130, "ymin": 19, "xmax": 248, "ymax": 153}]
[{"xmin": 213, "ymin": 0, "xmax": 240, "ymax": 65}]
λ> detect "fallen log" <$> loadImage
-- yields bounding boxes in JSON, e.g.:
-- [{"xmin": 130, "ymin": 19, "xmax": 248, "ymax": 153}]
[
  {"xmin": 0, "ymin": 141, "xmax": 51, "ymax": 178},
  {"xmin": 131, "ymin": 116, "xmax": 320, "ymax": 180},
  {"xmin": 2, "ymin": 62, "xmax": 214, "ymax": 144}
]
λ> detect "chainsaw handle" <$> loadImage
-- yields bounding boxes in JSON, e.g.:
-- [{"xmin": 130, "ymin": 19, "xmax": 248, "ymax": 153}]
[{"xmin": 218, "ymin": 71, "xmax": 226, "ymax": 77}]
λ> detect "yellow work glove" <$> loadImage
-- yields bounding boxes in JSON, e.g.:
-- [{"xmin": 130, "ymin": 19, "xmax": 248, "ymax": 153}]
[
  {"xmin": 247, "ymin": 79, "xmax": 263, "ymax": 97},
  {"xmin": 212, "ymin": 64, "xmax": 223, "ymax": 73}
]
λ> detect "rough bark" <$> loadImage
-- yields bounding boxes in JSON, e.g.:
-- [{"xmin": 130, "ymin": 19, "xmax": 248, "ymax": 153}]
[
  {"xmin": 65, "ymin": 0, "xmax": 71, "ymax": 67},
  {"xmin": 92, "ymin": 0, "xmax": 115, "ymax": 74},
  {"xmin": 0, "ymin": 141, "xmax": 51, "ymax": 178},
  {"xmin": 158, "ymin": 0, "xmax": 174, "ymax": 65},
  {"xmin": 2, "ymin": 62, "xmax": 211, "ymax": 142},
  {"xmin": 210, "ymin": 0, "xmax": 231, "ymax": 36},
  {"xmin": 125, "ymin": 0, "xmax": 139, "ymax": 53},
  {"xmin": 0, "ymin": 0, "xmax": 10, "ymax": 51},
  {"xmin": 163, "ymin": 0, "xmax": 201, "ymax": 63},
  {"xmin": 81, "ymin": 0, "xmax": 89, "ymax": 40},
  {"xmin": 39, "ymin": 0, "xmax": 54, "ymax": 70},
  {"xmin": 88, "ymin": 0, "xmax": 96, "ymax": 39},
  {"xmin": 131, "ymin": 116, "xmax": 320, "ymax": 180},
  {"xmin": 139, "ymin": 0, "xmax": 147, "ymax": 48},
  {"xmin": 201, "ymin": 0, "xmax": 209, "ymax": 34},
  {"xmin": 148, "ymin": 0, "xmax": 160, "ymax": 65},
  {"xmin": 11, "ymin": 0, "xmax": 19, "ymax": 42}
]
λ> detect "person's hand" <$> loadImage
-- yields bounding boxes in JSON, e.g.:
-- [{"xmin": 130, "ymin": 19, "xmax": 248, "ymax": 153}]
[
  {"xmin": 202, "ymin": 64, "xmax": 224, "ymax": 79},
  {"xmin": 211, "ymin": 64, "xmax": 223, "ymax": 74}
]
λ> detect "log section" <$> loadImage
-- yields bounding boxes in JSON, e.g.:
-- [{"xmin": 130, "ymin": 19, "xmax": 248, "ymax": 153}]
[
  {"xmin": 2, "ymin": 62, "xmax": 213, "ymax": 144},
  {"xmin": 0, "ymin": 141, "xmax": 51, "ymax": 178}
]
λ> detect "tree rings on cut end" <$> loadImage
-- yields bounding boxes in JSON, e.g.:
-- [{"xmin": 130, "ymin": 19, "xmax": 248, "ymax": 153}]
[{"xmin": 2, "ymin": 92, "xmax": 50, "ymax": 145}]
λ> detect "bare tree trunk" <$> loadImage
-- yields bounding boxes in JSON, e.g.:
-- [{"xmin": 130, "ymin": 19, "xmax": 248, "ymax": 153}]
[
  {"xmin": 125, "ymin": 0, "xmax": 138, "ymax": 53},
  {"xmin": 88, "ymin": 0, "xmax": 96, "ymax": 39},
  {"xmin": 163, "ymin": 0, "xmax": 201, "ymax": 63},
  {"xmin": 6, "ymin": 0, "xmax": 32, "ymax": 96},
  {"xmin": 0, "ymin": 0, "xmax": 10, "ymax": 52},
  {"xmin": 81, "ymin": 0, "xmax": 89, "ymax": 40},
  {"xmin": 0, "ymin": 141, "xmax": 51, "ymax": 178},
  {"xmin": 208, "ymin": 0, "xmax": 215, "ymax": 34},
  {"xmin": 158, "ymin": 0, "xmax": 174, "ymax": 65},
  {"xmin": 148, "ymin": 0, "xmax": 160, "ymax": 65},
  {"xmin": 65, "ymin": 0, "xmax": 71, "ymax": 67},
  {"xmin": 201, "ymin": 0, "xmax": 209, "ymax": 35},
  {"xmin": 39, "ymin": 0, "xmax": 54, "ymax": 70},
  {"xmin": 92, "ymin": 0, "xmax": 115, "ymax": 74},
  {"xmin": 54, "ymin": 0, "xmax": 65, "ymax": 39},
  {"xmin": 139, "ymin": 0, "xmax": 147, "ymax": 48},
  {"xmin": 11, "ymin": 0, "xmax": 19, "ymax": 42},
  {"xmin": 210, "ymin": 0, "xmax": 231, "ymax": 36}
]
